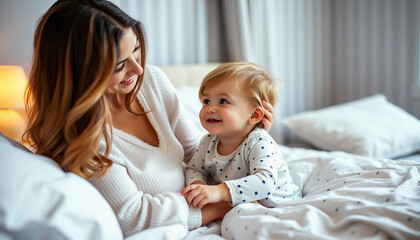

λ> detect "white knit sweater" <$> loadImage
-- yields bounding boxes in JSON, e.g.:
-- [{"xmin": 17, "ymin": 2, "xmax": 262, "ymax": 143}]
[{"xmin": 89, "ymin": 65, "xmax": 202, "ymax": 237}]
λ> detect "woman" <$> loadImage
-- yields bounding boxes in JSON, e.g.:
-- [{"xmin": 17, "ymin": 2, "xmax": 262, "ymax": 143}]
[{"xmin": 25, "ymin": 0, "xmax": 274, "ymax": 237}]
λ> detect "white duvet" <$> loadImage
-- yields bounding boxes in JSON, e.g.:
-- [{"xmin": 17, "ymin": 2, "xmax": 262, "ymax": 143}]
[
  {"xmin": 127, "ymin": 146, "xmax": 420, "ymax": 240},
  {"xmin": 222, "ymin": 146, "xmax": 420, "ymax": 240}
]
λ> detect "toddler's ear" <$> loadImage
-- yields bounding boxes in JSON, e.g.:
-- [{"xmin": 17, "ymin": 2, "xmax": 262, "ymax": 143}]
[{"xmin": 249, "ymin": 107, "xmax": 264, "ymax": 125}]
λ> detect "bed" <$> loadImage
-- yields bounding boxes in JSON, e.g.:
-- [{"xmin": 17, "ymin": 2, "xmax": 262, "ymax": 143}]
[
  {"xmin": 1, "ymin": 63, "xmax": 419, "ymax": 240},
  {"xmin": 152, "ymin": 64, "xmax": 420, "ymax": 240}
]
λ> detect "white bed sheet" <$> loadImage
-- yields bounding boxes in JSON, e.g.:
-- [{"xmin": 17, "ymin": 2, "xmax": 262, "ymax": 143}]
[
  {"xmin": 124, "ymin": 146, "xmax": 420, "ymax": 240},
  {"xmin": 125, "ymin": 222, "xmax": 223, "ymax": 240}
]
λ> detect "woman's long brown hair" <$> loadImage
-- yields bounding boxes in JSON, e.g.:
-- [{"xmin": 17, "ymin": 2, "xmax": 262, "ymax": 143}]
[{"xmin": 24, "ymin": 0, "xmax": 147, "ymax": 179}]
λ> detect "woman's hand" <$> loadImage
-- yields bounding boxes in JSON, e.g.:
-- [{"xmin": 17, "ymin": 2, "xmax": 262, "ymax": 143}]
[{"xmin": 261, "ymin": 100, "xmax": 274, "ymax": 131}]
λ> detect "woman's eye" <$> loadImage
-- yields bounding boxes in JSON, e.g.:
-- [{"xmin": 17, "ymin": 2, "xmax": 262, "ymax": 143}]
[
  {"xmin": 115, "ymin": 46, "xmax": 140, "ymax": 73},
  {"xmin": 115, "ymin": 63, "xmax": 125, "ymax": 73},
  {"xmin": 219, "ymin": 99, "xmax": 229, "ymax": 104},
  {"xmin": 134, "ymin": 46, "xmax": 141, "ymax": 62}
]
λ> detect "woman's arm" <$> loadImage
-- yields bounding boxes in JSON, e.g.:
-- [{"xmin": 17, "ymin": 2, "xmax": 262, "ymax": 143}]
[
  {"xmin": 200, "ymin": 201, "xmax": 233, "ymax": 226},
  {"xmin": 89, "ymin": 162, "xmax": 201, "ymax": 236}
]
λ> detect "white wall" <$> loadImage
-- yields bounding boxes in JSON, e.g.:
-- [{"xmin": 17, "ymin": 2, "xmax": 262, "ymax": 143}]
[{"xmin": 0, "ymin": 0, "xmax": 56, "ymax": 77}]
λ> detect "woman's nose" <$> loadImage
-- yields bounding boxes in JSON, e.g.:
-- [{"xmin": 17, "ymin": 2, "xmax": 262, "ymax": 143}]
[
  {"xmin": 129, "ymin": 57, "xmax": 143, "ymax": 76},
  {"xmin": 133, "ymin": 62, "xmax": 143, "ymax": 76}
]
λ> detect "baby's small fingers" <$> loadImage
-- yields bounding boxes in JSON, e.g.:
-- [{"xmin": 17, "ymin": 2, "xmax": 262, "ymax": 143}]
[
  {"xmin": 181, "ymin": 187, "xmax": 190, "ymax": 196},
  {"xmin": 182, "ymin": 184, "xmax": 199, "ymax": 195},
  {"xmin": 183, "ymin": 192, "xmax": 190, "ymax": 200},
  {"xmin": 197, "ymin": 199, "xmax": 209, "ymax": 208},
  {"xmin": 192, "ymin": 194, "xmax": 206, "ymax": 208},
  {"xmin": 186, "ymin": 189, "xmax": 201, "ymax": 204}
]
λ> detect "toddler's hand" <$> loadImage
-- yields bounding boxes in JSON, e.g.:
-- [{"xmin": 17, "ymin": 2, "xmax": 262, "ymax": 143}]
[
  {"xmin": 181, "ymin": 181, "xmax": 206, "ymax": 201},
  {"xmin": 181, "ymin": 183, "xmax": 230, "ymax": 208}
]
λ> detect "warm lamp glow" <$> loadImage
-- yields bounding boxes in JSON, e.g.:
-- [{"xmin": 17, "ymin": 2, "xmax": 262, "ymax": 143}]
[
  {"xmin": 0, "ymin": 110, "xmax": 26, "ymax": 141},
  {"xmin": 0, "ymin": 65, "xmax": 28, "ymax": 109},
  {"xmin": 0, "ymin": 65, "xmax": 28, "ymax": 142}
]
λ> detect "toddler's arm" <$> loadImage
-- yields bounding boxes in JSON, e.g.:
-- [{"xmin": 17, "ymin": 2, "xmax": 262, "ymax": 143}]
[
  {"xmin": 185, "ymin": 136, "xmax": 210, "ymax": 185},
  {"xmin": 223, "ymin": 134, "xmax": 280, "ymax": 205}
]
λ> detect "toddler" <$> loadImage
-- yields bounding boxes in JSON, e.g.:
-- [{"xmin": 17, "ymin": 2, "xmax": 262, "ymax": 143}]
[{"xmin": 181, "ymin": 62, "xmax": 301, "ymax": 208}]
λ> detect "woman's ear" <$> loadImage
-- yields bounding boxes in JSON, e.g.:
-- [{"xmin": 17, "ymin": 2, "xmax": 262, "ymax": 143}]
[{"xmin": 248, "ymin": 107, "xmax": 264, "ymax": 125}]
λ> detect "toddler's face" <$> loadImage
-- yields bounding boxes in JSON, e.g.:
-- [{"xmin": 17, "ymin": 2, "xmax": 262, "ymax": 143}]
[{"xmin": 199, "ymin": 78, "xmax": 256, "ymax": 138}]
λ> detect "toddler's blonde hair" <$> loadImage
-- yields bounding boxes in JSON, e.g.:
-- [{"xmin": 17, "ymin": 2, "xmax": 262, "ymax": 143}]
[{"xmin": 199, "ymin": 62, "xmax": 279, "ymax": 109}]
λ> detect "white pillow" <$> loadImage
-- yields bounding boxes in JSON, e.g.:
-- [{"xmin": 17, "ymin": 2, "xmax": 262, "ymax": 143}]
[
  {"xmin": 282, "ymin": 94, "xmax": 420, "ymax": 158},
  {"xmin": 0, "ymin": 132, "xmax": 123, "ymax": 240},
  {"xmin": 176, "ymin": 86, "xmax": 207, "ymax": 136}
]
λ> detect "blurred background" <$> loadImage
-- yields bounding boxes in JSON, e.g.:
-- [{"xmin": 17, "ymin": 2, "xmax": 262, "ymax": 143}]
[{"xmin": 0, "ymin": 0, "xmax": 419, "ymax": 143}]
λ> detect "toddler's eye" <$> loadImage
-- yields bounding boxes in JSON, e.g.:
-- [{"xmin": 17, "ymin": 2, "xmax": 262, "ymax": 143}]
[
  {"xmin": 202, "ymin": 99, "xmax": 210, "ymax": 105},
  {"xmin": 219, "ymin": 98, "xmax": 229, "ymax": 104}
]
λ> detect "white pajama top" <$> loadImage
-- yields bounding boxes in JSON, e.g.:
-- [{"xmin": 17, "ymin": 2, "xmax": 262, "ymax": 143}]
[{"xmin": 185, "ymin": 128, "xmax": 301, "ymax": 207}]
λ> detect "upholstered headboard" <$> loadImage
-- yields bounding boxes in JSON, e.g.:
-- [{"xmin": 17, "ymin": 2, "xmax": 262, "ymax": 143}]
[{"xmin": 158, "ymin": 63, "xmax": 221, "ymax": 88}]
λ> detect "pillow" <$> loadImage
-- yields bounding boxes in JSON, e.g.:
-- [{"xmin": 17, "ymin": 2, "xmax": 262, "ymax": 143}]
[
  {"xmin": 176, "ymin": 86, "xmax": 207, "ymax": 136},
  {"xmin": 282, "ymin": 94, "xmax": 420, "ymax": 158},
  {"xmin": 0, "ymin": 132, "xmax": 123, "ymax": 240}
]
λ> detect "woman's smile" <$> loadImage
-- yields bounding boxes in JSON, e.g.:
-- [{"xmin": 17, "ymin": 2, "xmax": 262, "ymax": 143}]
[{"xmin": 120, "ymin": 75, "xmax": 136, "ymax": 85}]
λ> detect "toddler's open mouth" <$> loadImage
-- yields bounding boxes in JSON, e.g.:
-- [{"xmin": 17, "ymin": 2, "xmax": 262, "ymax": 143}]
[{"xmin": 207, "ymin": 118, "xmax": 221, "ymax": 123}]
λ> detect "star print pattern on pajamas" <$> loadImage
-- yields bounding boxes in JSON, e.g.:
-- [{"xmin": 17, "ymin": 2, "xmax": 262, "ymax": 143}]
[{"xmin": 185, "ymin": 127, "xmax": 301, "ymax": 207}]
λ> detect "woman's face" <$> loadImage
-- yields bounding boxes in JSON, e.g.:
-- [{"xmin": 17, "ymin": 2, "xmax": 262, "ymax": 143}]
[{"xmin": 106, "ymin": 27, "xmax": 143, "ymax": 95}]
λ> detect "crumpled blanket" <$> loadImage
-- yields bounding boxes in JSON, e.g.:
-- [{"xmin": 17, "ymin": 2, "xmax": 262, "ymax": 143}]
[{"xmin": 221, "ymin": 146, "xmax": 420, "ymax": 240}]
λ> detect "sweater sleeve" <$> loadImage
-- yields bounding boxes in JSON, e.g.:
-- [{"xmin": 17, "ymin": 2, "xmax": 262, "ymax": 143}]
[
  {"xmin": 147, "ymin": 65, "xmax": 201, "ymax": 164},
  {"xmin": 89, "ymin": 162, "xmax": 202, "ymax": 237}
]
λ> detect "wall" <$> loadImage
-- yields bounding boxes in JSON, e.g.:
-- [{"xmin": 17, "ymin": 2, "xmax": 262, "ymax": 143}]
[
  {"xmin": 111, "ymin": 0, "xmax": 227, "ymax": 66},
  {"xmin": 264, "ymin": 0, "xmax": 419, "ymax": 123},
  {"xmin": 331, "ymin": 0, "xmax": 420, "ymax": 118},
  {"xmin": 0, "ymin": 0, "xmax": 418, "ymax": 122},
  {"xmin": 0, "ymin": 0, "xmax": 56, "ymax": 76}
]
